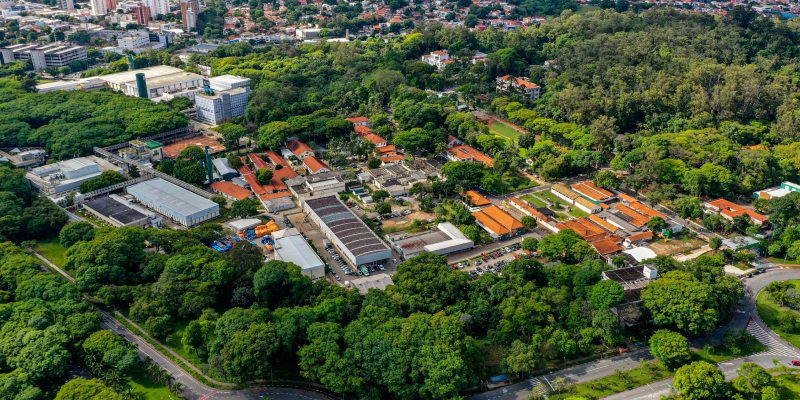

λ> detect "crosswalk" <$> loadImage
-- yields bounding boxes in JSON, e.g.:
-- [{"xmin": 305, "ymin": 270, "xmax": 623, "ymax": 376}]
[
  {"xmin": 529, "ymin": 377, "xmax": 548, "ymax": 397},
  {"xmin": 746, "ymin": 320, "xmax": 800, "ymax": 358}
]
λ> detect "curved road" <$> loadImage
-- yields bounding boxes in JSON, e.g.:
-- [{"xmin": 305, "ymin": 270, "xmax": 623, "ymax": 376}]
[{"xmin": 469, "ymin": 268, "xmax": 800, "ymax": 400}]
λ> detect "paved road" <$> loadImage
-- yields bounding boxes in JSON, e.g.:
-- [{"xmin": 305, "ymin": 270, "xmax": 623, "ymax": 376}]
[
  {"xmin": 469, "ymin": 268, "xmax": 800, "ymax": 400},
  {"xmin": 33, "ymin": 251, "xmax": 333, "ymax": 400}
]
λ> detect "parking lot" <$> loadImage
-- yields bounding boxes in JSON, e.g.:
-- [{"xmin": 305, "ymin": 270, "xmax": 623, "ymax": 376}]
[{"xmin": 449, "ymin": 242, "xmax": 523, "ymax": 279}]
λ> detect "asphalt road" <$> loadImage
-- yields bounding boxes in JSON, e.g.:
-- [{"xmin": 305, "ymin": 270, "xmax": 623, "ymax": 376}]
[{"xmin": 469, "ymin": 268, "xmax": 800, "ymax": 400}]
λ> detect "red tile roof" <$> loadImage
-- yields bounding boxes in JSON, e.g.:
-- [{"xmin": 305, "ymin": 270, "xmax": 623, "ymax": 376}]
[
  {"xmin": 354, "ymin": 125, "xmax": 373, "ymax": 136},
  {"xmin": 705, "ymin": 199, "xmax": 768, "ymax": 224},
  {"xmin": 364, "ymin": 134, "xmax": 386, "ymax": 146},
  {"xmin": 448, "ymin": 145, "xmax": 493, "ymax": 167},
  {"xmin": 211, "ymin": 181, "xmax": 252, "ymax": 200},
  {"xmin": 287, "ymin": 140, "xmax": 314, "ymax": 157},
  {"xmin": 380, "ymin": 154, "xmax": 405, "ymax": 163},
  {"xmin": 571, "ymin": 181, "xmax": 615, "ymax": 202},
  {"xmin": 265, "ymin": 150, "xmax": 290, "ymax": 167},
  {"xmin": 472, "ymin": 205, "xmax": 524, "ymax": 236},
  {"xmin": 466, "ymin": 190, "xmax": 491, "ymax": 206},
  {"xmin": 303, "ymin": 156, "xmax": 330, "ymax": 174},
  {"xmin": 377, "ymin": 145, "xmax": 397, "ymax": 154},
  {"xmin": 248, "ymin": 153, "xmax": 269, "ymax": 170},
  {"xmin": 346, "ymin": 116, "xmax": 369, "ymax": 124}
]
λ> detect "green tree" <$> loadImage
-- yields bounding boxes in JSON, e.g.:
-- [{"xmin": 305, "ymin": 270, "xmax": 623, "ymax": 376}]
[
  {"xmin": 221, "ymin": 322, "xmax": 279, "ymax": 383},
  {"xmin": 732, "ymin": 362, "xmax": 773, "ymax": 398},
  {"xmin": 59, "ymin": 222, "xmax": 95, "ymax": 248},
  {"xmin": 589, "ymin": 280, "xmax": 624, "ymax": 310},
  {"xmin": 649, "ymin": 329, "xmax": 692, "ymax": 369},
  {"xmin": 441, "ymin": 161, "xmax": 485, "ymax": 190},
  {"xmin": 647, "ymin": 216, "xmax": 667, "ymax": 233},
  {"xmin": 82, "ymin": 330, "xmax": 139, "ymax": 377},
  {"xmin": 375, "ymin": 202, "xmax": 391, "ymax": 215},
  {"xmin": 673, "ymin": 361, "xmax": 729, "ymax": 400},
  {"xmin": 537, "ymin": 229, "xmax": 596, "ymax": 263},
  {"xmin": 256, "ymin": 168, "xmax": 273, "ymax": 185},
  {"xmin": 258, "ymin": 121, "xmax": 290, "ymax": 150},
  {"xmin": 54, "ymin": 378, "xmax": 123, "ymax": 400},
  {"xmin": 230, "ymin": 198, "xmax": 259, "ymax": 217},
  {"xmin": 642, "ymin": 271, "xmax": 718, "ymax": 334},
  {"xmin": 710, "ymin": 236, "xmax": 722, "ymax": 250},
  {"xmin": 78, "ymin": 171, "xmax": 127, "ymax": 193}
]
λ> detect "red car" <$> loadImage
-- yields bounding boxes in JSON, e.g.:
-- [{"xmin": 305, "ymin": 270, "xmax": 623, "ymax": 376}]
[{"xmin": 791, "ymin": 360, "xmax": 800, "ymax": 366}]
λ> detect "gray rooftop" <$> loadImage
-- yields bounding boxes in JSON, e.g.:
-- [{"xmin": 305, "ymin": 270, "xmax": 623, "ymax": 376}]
[
  {"xmin": 127, "ymin": 178, "xmax": 218, "ymax": 216},
  {"xmin": 305, "ymin": 196, "xmax": 390, "ymax": 257},
  {"xmin": 274, "ymin": 233, "xmax": 325, "ymax": 271}
]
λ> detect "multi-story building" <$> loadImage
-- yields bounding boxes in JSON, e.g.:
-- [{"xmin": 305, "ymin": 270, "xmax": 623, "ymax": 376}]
[
  {"xmin": 193, "ymin": 75, "xmax": 251, "ymax": 125},
  {"xmin": 143, "ymin": 0, "xmax": 169, "ymax": 18},
  {"xmin": 57, "ymin": 0, "xmax": 74, "ymax": 11},
  {"xmin": 133, "ymin": 3, "xmax": 151, "ymax": 24},
  {"xmin": 0, "ymin": 43, "xmax": 87, "ymax": 71},
  {"xmin": 117, "ymin": 30, "xmax": 151, "ymax": 50},
  {"xmin": 90, "ymin": 0, "xmax": 107, "ymax": 15},
  {"xmin": 421, "ymin": 50, "xmax": 455, "ymax": 70},
  {"xmin": 180, "ymin": 0, "xmax": 199, "ymax": 30},
  {"xmin": 496, "ymin": 75, "xmax": 541, "ymax": 100}
]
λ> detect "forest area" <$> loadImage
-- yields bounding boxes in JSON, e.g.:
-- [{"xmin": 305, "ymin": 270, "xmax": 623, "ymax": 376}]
[{"xmin": 3, "ymin": 6, "xmax": 800, "ymax": 399}]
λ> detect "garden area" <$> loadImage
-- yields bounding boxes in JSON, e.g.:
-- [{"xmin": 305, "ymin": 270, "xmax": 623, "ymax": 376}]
[
  {"xmin": 488, "ymin": 120, "xmax": 522, "ymax": 144},
  {"xmin": 33, "ymin": 238, "xmax": 68, "ymax": 267},
  {"xmin": 757, "ymin": 280, "xmax": 800, "ymax": 349}
]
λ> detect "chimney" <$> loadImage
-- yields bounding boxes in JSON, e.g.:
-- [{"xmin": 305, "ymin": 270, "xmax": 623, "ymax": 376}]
[
  {"xmin": 204, "ymin": 146, "xmax": 214, "ymax": 183},
  {"xmin": 135, "ymin": 73, "xmax": 148, "ymax": 98}
]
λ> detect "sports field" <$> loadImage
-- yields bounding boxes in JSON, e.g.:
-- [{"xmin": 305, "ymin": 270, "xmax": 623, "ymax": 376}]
[{"xmin": 488, "ymin": 121, "xmax": 522, "ymax": 143}]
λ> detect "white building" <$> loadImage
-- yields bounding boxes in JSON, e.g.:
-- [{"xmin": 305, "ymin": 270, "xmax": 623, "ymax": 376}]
[
  {"xmin": 193, "ymin": 75, "xmax": 251, "ymax": 125},
  {"xmin": 100, "ymin": 65, "xmax": 205, "ymax": 99},
  {"xmin": 295, "ymin": 28, "xmax": 322, "ymax": 40},
  {"xmin": 392, "ymin": 222, "xmax": 474, "ymax": 259},
  {"xmin": 117, "ymin": 30, "xmax": 151, "ymax": 51},
  {"xmin": 57, "ymin": 0, "xmax": 74, "ymax": 11},
  {"xmin": 26, "ymin": 156, "xmax": 122, "ymax": 195},
  {"xmin": 421, "ymin": 50, "xmax": 453, "ymax": 70},
  {"xmin": 0, "ymin": 43, "xmax": 87, "ymax": 71},
  {"xmin": 143, "ymin": 0, "xmax": 169, "ymax": 17},
  {"xmin": 272, "ymin": 228, "xmax": 326, "ymax": 281},
  {"xmin": 126, "ymin": 178, "xmax": 220, "ymax": 226},
  {"xmin": 90, "ymin": 0, "xmax": 107, "ymax": 15}
]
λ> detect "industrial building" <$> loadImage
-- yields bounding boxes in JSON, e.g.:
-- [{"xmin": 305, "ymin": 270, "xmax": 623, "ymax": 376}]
[
  {"xmin": 0, "ymin": 43, "xmax": 87, "ymax": 71},
  {"xmin": 391, "ymin": 222, "xmax": 474, "ymax": 259},
  {"xmin": 287, "ymin": 173, "xmax": 347, "ymax": 199},
  {"xmin": 193, "ymin": 75, "xmax": 251, "ymax": 125},
  {"xmin": 82, "ymin": 195, "xmax": 155, "ymax": 227},
  {"xmin": 36, "ymin": 65, "xmax": 206, "ymax": 99},
  {"xmin": 272, "ymin": 228, "xmax": 326, "ymax": 281},
  {"xmin": 26, "ymin": 156, "xmax": 122, "ymax": 195},
  {"xmin": 303, "ymin": 196, "xmax": 392, "ymax": 268},
  {"xmin": 126, "ymin": 178, "xmax": 220, "ymax": 226}
]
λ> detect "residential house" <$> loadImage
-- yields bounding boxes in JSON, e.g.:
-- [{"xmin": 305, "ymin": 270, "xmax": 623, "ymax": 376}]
[
  {"xmin": 472, "ymin": 205, "xmax": 525, "ymax": 240},
  {"xmin": 496, "ymin": 75, "xmax": 541, "ymax": 100},
  {"xmin": 704, "ymin": 199, "xmax": 769, "ymax": 226},
  {"xmin": 303, "ymin": 156, "xmax": 331, "ymax": 175},
  {"xmin": 346, "ymin": 116, "xmax": 370, "ymax": 127},
  {"xmin": 287, "ymin": 140, "xmax": 314, "ymax": 160}
]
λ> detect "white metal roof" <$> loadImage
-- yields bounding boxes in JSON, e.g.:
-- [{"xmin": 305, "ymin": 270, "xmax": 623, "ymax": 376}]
[
  {"xmin": 622, "ymin": 246, "xmax": 658, "ymax": 263},
  {"xmin": 126, "ymin": 178, "xmax": 218, "ymax": 217},
  {"xmin": 274, "ymin": 234, "xmax": 325, "ymax": 271}
]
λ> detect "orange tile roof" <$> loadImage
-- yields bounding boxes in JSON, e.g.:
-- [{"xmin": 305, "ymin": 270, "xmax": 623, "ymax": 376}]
[
  {"xmin": 239, "ymin": 165, "xmax": 266, "ymax": 195},
  {"xmin": 515, "ymin": 78, "xmax": 539, "ymax": 89},
  {"xmin": 287, "ymin": 140, "xmax": 314, "ymax": 156},
  {"xmin": 571, "ymin": 181, "xmax": 615, "ymax": 202},
  {"xmin": 248, "ymin": 153, "xmax": 269, "ymax": 170},
  {"xmin": 259, "ymin": 191, "xmax": 293, "ymax": 200},
  {"xmin": 618, "ymin": 193, "xmax": 638, "ymax": 203},
  {"xmin": 614, "ymin": 204, "xmax": 650, "ymax": 227},
  {"xmin": 377, "ymin": 145, "xmax": 397, "ymax": 154},
  {"xmin": 551, "ymin": 183, "xmax": 581, "ymax": 200},
  {"xmin": 265, "ymin": 150, "xmax": 290, "ymax": 167},
  {"xmin": 210, "ymin": 181, "xmax": 252, "ymax": 200},
  {"xmin": 354, "ymin": 125, "xmax": 373, "ymax": 136},
  {"xmin": 346, "ymin": 116, "xmax": 369, "ymax": 124},
  {"xmin": 303, "ymin": 156, "xmax": 330, "ymax": 174},
  {"xmin": 705, "ymin": 199, "xmax": 768, "ymax": 224},
  {"xmin": 509, "ymin": 197, "xmax": 554, "ymax": 223},
  {"xmin": 628, "ymin": 201, "xmax": 665, "ymax": 219},
  {"xmin": 626, "ymin": 231, "xmax": 654, "ymax": 243},
  {"xmin": 555, "ymin": 218, "xmax": 609, "ymax": 242},
  {"xmin": 380, "ymin": 154, "xmax": 405, "ymax": 163},
  {"xmin": 589, "ymin": 214, "xmax": 619, "ymax": 233},
  {"xmin": 472, "ymin": 205, "xmax": 524, "ymax": 236},
  {"xmin": 591, "ymin": 236, "xmax": 624, "ymax": 256},
  {"xmin": 466, "ymin": 190, "xmax": 491, "ymax": 206},
  {"xmin": 364, "ymin": 134, "xmax": 386, "ymax": 146},
  {"xmin": 448, "ymin": 145, "xmax": 493, "ymax": 167}
]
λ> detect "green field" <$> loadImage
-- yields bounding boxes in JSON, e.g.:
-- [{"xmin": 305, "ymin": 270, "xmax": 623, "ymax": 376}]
[
  {"xmin": 521, "ymin": 194, "xmax": 547, "ymax": 208},
  {"xmin": 757, "ymin": 280, "xmax": 800, "ymax": 349},
  {"xmin": 163, "ymin": 321, "xmax": 226, "ymax": 381},
  {"xmin": 33, "ymin": 238, "xmax": 67, "ymax": 267},
  {"xmin": 488, "ymin": 121, "xmax": 522, "ymax": 143},
  {"xmin": 127, "ymin": 368, "xmax": 175, "ymax": 400},
  {"xmin": 567, "ymin": 207, "xmax": 589, "ymax": 218}
]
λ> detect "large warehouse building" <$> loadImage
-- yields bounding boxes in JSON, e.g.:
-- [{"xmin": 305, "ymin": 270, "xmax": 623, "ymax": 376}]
[
  {"xmin": 392, "ymin": 222, "xmax": 474, "ymax": 260},
  {"xmin": 126, "ymin": 178, "xmax": 219, "ymax": 226},
  {"xmin": 272, "ymin": 228, "xmax": 326, "ymax": 281},
  {"xmin": 303, "ymin": 196, "xmax": 392, "ymax": 268}
]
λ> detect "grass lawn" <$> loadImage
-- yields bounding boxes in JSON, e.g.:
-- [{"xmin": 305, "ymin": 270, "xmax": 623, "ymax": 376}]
[
  {"xmin": 33, "ymin": 238, "xmax": 67, "ymax": 267},
  {"xmin": 774, "ymin": 367, "xmax": 800, "ymax": 399},
  {"xmin": 548, "ymin": 360, "xmax": 672, "ymax": 400},
  {"xmin": 127, "ymin": 368, "xmax": 176, "ymax": 400},
  {"xmin": 537, "ymin": 191, "xmax": 567, "ymax": 208},
  {"xmin": 521, "ymin": 194, "xmax": 547, "ymax": 208},
  {"xmin": 567, "ymin": 207, "xmax": 589, "ymax": 219},
  {"xmin": 488, "ymin": 121, "xmax": 521, "ymax": 143},
  {"xmin": 757, "ymin": 280, "xmax": 800, "ymax": 349},
  {"xmin": 769, "ymin": 257, "xmax": 800, "ymax": 265}
]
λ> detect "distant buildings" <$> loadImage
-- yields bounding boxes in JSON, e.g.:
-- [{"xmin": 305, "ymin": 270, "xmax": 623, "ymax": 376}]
[
  {"xmin": 133, "ymin": 3, "xmax": 151, "ymax": 24},
  {"xmin": 193, "ymin": 75, "xmax": 251, "ymax": 125},
  {"xmin": 446, "ymin": 135, "xmax": 493, "ymax": 167},
  {"xmin": 117, "ymin": 30, "xmax": 155, "ymax": 52},
  {"xmin": 421, "ymin": 50, "xmax": 454, "ymax": 70},
  {"xmin": 0, "ymin": 43, "xmax": 87, "ymax": 71},
  {"xmin": 704, "ymin": 198, "xmax": 769, "ymax": 226},
  {"xmin": 496, "ymin": 75, "xmax": 541, "ymax": 100},
  {"xmin": 26, "ymin": 156, "xmax": 122, "ymax": 195},
  {"xmin": 57, "ymin": 0, "xmax": 74, "ymax": 11},
  {"xmin": 143, "ymin": 0, "xmax": 169, "ymax": 18},
  {"xmin": 754, "ymin": 181, "xmax": 800, "ymax": 200},
  {"xmin": 295, "ymin": 28, "xmax": 322, "ymax": 40},
  {"xmin": 180, "ymin": 0, "xmax": 199, "ymax": 31}
]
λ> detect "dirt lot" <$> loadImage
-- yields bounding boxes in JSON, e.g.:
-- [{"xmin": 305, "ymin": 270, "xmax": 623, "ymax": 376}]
[
  {"xmin": 381, "ymin": 210, "xmax": 436, "ymax": 231},
  {"xmin": 648, "ymin": 236, "xmax": 706, "ymax": 256}
]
